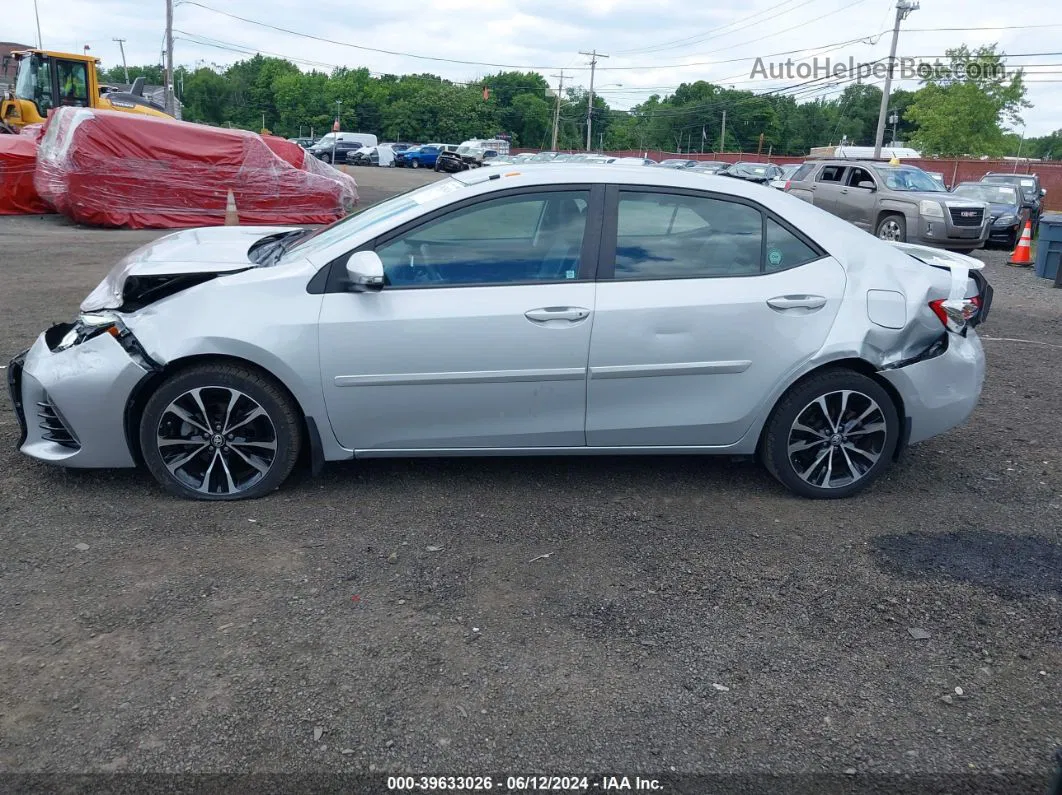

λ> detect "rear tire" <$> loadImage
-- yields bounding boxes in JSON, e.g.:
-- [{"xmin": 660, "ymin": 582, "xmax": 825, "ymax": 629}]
[
  {"xmin": 761, "ymin": 369, "xmax": 900, "ymax": 499},
  {"xmin": 139, "ymin": 363, "xmax": 302, "ymax": 501},
  {"xmin": 876, "ymin": 214, "xmax": 907, "ymax": 243}
]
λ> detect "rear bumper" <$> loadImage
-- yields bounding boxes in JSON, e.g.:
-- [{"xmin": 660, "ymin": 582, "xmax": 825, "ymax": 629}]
[
  {"xmin": 9, "ymin": 328, "xmax": 149, "ymax": 468},
  {"xmin": 880, "ymin": 331, "xmax": 985, "ymax": 445}
]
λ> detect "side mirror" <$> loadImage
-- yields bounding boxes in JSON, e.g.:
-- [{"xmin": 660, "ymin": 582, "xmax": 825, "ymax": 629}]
[
  {"xmin": 344, "ymin": 251, "xmax": 384, "ymax": 292},
  {"xmin": 1041, "ymin": 188, "xmax": 1048, "ymax": 197},
  {"xmin": 858, "ymin": 181, "xmax": 877, "ymax": 191}
]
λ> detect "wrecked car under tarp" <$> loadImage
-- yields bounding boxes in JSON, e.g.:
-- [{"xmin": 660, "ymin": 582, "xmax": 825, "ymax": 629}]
[
  {"xmin": 34, "ymin": 106, "xmax": 358, "ymax": 229},
  {"xmin": 0, "ymin": 126, "xmax": 51, "ymax": 215}
]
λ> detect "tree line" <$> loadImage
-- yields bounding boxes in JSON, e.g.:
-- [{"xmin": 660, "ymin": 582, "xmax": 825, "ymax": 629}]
[{"xmin": 99, "ymin": 44, "xmax": 1059, "ymax": 159}]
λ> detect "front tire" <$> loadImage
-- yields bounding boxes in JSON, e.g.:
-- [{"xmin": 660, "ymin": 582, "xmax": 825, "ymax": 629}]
[
  {"xmin": 139, "ymin": 363, "xmax": 302, "ymax": 501},
  {"xmin": 761, "ymin": 369, "xmax": 900, "ymax": 499},
  {"xmin": 876, "ymin": 213, "xmax": 907, "ymax": 243},
  {"xmin": 411, "ymin": 159, "xmax": 420, "ymax": 169}
]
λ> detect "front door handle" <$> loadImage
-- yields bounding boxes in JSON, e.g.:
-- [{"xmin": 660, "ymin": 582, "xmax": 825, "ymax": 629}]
[
  {"xmin": 525, "ymin": 306, "xmax": 591, "ymax": 323},
  {"xmin": 767, "ymin": 295, "xmax": 827, "ymax": 311}
]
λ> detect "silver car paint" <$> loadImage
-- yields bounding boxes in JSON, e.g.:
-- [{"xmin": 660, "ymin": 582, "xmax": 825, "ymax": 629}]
[{"xmin": 13, "ymin": 164, "xmax": 985, "ymax": 471}]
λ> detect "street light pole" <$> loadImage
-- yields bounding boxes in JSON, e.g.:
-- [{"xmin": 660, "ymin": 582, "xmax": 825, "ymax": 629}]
[
  {"xmin": 332, "ymin": 99, "xmax": 342, "ymax": 165},
  {"xmin": 549, "ymin": 70, "xmax": 565, "ymax": 151},
  {"xmin": 873, "ymin": 0, "xmax": 919, "ymax": 159},
  {"xmin": 113, "ymin": 38, "xmax": 129, "ymax": 83}
]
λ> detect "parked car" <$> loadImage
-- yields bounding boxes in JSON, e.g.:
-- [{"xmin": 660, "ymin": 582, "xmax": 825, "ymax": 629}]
[
  {"xmin": 396, "ymin": 145, "xmax": 444, "ymax": 169},
  {"xmin": 530, "ymin": 151, "xmax": 560, "ymax": 162},
  {"xmin": 720, "ymin": 162, "xmax": 785, "ymax": 184},
  {"xmin": 385, "ymin": 143, "xmax": 414, "ymax": 153},
  {"xmin": 980, "ymin": 172, "xmax": 1046, "ymax": 235},
  {"xmin": 611, "ymin": 157, "xmax": 656, "ymax": 165},
  {"xmin": 786, "ymin": 160, "xmax": 990, "ymax": 251},
  {"xmin": 951, "ymin": 182, "xmax": 1027, "ymax": 248},
  {"xmin": 344, "ymin": 146, "xmax": 373, "ymax": 165},
  {"xmin": 689, "ymin": 161, "xmax": 730, "ymax": 174},
  {"xmin": 768, "ymin": 164, "xmax": 802, "ymax": 190},
  {"xmin": 435, "ymin": 139, "xmax": 510, "ymax": 172},
  {"xmin": 308, "ymin": 132, "xmax": 378, "ymax": 163},
  {"xmin": 8, "ymin": 165, "xmax": 991, "ymax": 502},
  {"xmin": 657, "ymin": 159, "xmax": 700, "ymax": 169},
  {"xmin": 348, "ymin": 144, "xmax": 395, "ymax": 167}
]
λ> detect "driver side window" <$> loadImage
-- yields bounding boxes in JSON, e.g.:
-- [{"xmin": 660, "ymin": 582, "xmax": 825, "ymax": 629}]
[{"xmin": 375, "ymin": 191, "xmax": 590, "ymax": 288}]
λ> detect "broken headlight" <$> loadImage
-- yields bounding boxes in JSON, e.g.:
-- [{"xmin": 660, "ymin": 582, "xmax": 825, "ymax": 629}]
[{"xmin": 54, "ymin": 312, "xmax": 125, "ymax": 352}]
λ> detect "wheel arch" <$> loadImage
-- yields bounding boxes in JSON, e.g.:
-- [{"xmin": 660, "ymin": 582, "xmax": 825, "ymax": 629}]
[
  {"xmin": 755, "ymin": 357, "xmax": 909, "ymax": 462},
  {"xmin": 122, "ymin": 353, "xmax": 325, "ymax": 475}
]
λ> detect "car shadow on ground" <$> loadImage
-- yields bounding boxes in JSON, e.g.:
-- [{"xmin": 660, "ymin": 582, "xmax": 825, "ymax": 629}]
[{"xmin": 872, "ymin": 529, "xmax": 1062, "ymax": 598}]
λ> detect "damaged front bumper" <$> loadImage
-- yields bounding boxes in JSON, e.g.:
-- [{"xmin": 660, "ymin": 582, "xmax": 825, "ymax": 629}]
[{"xmin": 7, "ymin": 323, "xmax": 154, "ymax": 468}]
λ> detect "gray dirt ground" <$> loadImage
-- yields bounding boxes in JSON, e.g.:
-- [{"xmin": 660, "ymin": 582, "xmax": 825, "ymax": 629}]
[{"xmin": 0, "ymin": 171, "xmax": 1060, "ymax": 791}]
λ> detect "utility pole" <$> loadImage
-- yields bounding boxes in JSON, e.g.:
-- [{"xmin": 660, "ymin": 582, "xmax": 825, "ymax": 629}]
[
  {"xmin": 579, "ymin": 49, "xmax": 608, "ymax": 151},
  {"xmin": 113, "ymin": 38, "xmax": 129, "ymax": 83},
  {"xmin": 720, "ymin": 109, "xmax": 727, "ymax": 154},
  {"xmin": 33, "ymin": 0, "xmax": 43, "ymax": 48},
  {"xmin": 888, "ymin": 111, "xmax": 899, "ymax": 145},
  {"xmin": 164, "ymin": 0, "xmax": 175, "ymax": 116},
  {"xmin": 873, "ymin": 0, "xmax": 919, "ymax": 159},
  {"xmin": 549, "ymin": 70, "xmax": 565, "ymax": 151}
]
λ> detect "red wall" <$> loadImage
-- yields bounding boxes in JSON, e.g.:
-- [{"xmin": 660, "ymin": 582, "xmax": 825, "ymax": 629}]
[{"xmin": 512, "ymin": 149, "xmax": 1062, "ymax": 211}]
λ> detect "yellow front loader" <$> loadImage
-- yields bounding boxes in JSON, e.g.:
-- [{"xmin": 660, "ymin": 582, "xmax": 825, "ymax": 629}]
[{"xmin": 1, "ymin": 49, "xmax": 173, "ymax": 133}]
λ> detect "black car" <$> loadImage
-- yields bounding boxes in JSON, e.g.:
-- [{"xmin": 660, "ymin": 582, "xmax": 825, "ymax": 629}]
[
  {"xmin": 952, "ymin": 182, "xmax": 1028, "ymax": 247},
  {"xmin": 312, "ymin": 140, "xmax": 365, "ymax": 164},
  {"xmin": 719, "ymin": 161, "xmax": 784, "ymax": 184},
  {"xmin": 980, "ymin": 172, "xmax": 1046, "ymax": 234}
]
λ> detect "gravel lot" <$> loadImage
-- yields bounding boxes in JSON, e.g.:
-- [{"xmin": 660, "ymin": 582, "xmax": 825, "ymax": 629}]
[{"xmin": 1, "ymin": 173, "xmax": 1060, "ymax": 793}]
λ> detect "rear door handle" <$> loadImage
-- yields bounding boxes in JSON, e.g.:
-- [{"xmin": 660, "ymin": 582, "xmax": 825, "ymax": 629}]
[
  {"xmin": 767, "ymin": 295, "xmax": 827, "ymax": 311},
  {"xmin": 525, "ymin": 306, "xmax": 591, "ymax": 323}
]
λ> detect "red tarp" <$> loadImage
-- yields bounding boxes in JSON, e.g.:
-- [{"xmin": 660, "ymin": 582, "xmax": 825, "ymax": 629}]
[
  {"xmin": 0, "ymin": 131, "xmax": 51, "ymax": 215},
  {"xmin": 35, "ymin": 107, "xmax": 358, "ymax": 228}
]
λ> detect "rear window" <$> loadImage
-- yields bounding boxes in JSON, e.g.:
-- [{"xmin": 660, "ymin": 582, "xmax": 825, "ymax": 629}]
[{"xmin": 791, "ymin": 163, "xmax": 815, "ymax": 181}]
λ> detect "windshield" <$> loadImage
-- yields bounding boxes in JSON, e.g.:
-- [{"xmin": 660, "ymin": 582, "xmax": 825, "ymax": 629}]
[
  {"xmin": 457, "ymin": 145, "xmax": 477, "ymax": 155},
  {"xmin": 15, "ymin": 55, "xmax": 50, "ymax": 106},
  {"xmin": 954, "ymin": 184, "xmax": 1018, "ymax": 204},
  {"xmin": 314, "ymin": 134, "xmax": 336, "ymax": 147},
  {"xmin": 877, "ymin": 166, "xmax": 945, "ymax": 192},
  {"xmin": 283, "ymin": 177, "xmax": 466, "ymax": 261},
  {"xmin": 730, "ymin": 163, "xmax": 769, "ymax": 176}
]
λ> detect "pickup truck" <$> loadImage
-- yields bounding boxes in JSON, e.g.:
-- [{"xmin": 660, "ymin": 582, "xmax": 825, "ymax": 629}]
[{"xmin": 396, "ymin": 145, "xmax": 442, "ymax": 169}]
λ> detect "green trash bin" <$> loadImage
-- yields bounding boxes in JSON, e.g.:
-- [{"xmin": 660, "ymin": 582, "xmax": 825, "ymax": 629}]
[{"xmin": 1033, "ymin": 212, "xmax": 1062, "ymax": 282}]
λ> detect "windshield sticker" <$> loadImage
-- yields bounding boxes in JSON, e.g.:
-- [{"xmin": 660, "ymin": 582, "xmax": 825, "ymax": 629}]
[{"xmin": 767, "ymin": 249, "xmax": 783, "ymax": 267}]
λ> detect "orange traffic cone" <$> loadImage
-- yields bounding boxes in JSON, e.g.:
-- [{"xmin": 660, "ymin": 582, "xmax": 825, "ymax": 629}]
[
  {"xmin": 1008, "ymin": 219, "xmax": 1033, "ymax": 266},
  {"xmin": 224, "ymin": 189, "xmax": 240, "ymax": 226}
]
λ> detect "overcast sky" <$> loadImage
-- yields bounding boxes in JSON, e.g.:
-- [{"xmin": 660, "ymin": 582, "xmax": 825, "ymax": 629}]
[{"xmin": 8, "ymin": 0, "xmax": 1062, "ymax": 139}]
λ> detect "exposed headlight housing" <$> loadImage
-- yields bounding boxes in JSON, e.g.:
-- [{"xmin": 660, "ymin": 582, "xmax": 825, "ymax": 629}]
[
  {"xmin": 53, "ymin": 312, "xmax": 125, "ymax": 352},
  {"xmin": 919, "ymin": 200, "xmax": 945, "ymax": 218},
  {"xmin": 994, "ymin": 214, "xmax": 1019, "ymax": 226}
]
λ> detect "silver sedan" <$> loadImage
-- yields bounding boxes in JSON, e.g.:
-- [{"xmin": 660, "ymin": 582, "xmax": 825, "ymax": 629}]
[{"xmin": 8, "ymin": 164, "xmax": 992, "ymax": 500}]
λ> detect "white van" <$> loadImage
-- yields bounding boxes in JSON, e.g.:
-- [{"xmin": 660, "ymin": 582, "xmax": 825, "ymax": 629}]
[{"xmin": 310, "ymin": 132, "xmax": 378, "ymax": 153}]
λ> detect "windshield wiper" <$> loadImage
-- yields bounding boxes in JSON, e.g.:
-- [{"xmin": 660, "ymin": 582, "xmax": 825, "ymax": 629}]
[{"xmin": 250, "ymin": 229, "xmax": 311, "ymax": 266}]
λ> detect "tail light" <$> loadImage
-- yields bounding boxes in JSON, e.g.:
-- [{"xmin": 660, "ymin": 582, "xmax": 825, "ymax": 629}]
[{"xmin": 929, "ymin": 296, "xmax": 982, "ymax": 333}]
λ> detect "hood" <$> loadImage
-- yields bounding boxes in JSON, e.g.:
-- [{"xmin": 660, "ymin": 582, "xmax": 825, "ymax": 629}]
[
  {"xmin": 985, "ymin": 202, "xmax": 1021, "ymax": 216},
  {"xmin": 81, "ymin": 225, "xmax": 299, "ymax": 311}
]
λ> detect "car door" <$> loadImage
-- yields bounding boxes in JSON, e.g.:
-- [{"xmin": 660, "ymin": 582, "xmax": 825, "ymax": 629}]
[
  {"xmin": 318, "ymin": 186, "xmax": 603, "ymax": 451},
  {"xmin": 585, "ymin": 186, "xmax": 847, "ymax": 447},
  {"xmin": 835, "ymin": 166, "xmax": 878, "ymax": 231},
  {"xmin": 809, "ymin": 164, "xmax": 847, "ymax": 215}
]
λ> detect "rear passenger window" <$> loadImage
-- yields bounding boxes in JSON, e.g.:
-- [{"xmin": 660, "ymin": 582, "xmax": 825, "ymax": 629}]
[
  {"xmin": 614, "ymin": 192, "xmax": 763, "ymax": 279},
  {"xmin": 764, "ymin": 217, "xmax": 821, "ymax": 272}
]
